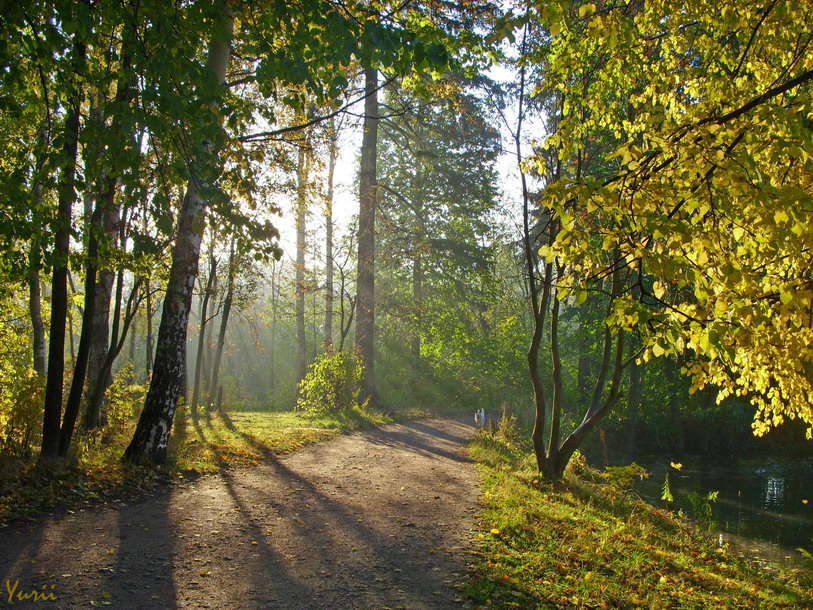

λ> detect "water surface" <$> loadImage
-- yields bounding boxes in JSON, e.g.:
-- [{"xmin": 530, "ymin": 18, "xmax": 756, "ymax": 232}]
[{"xmin": 630, "ymin": 456, "xmax": 813, "ymax": 569}]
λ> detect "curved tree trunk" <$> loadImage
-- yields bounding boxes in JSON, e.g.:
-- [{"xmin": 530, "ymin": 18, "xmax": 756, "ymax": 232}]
[{"xmin": 124, "ymin": 3, "xmax": 233, "ymax": 464}]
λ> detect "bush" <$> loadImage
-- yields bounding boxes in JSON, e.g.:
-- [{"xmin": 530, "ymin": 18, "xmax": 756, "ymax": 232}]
[
  {"xmin": 0, "ymin": 370, "xmax": 43, "ymax": 459},
  {"xmin": 296, "ymin": 349, "xmax": 367, "ymax": 415}
]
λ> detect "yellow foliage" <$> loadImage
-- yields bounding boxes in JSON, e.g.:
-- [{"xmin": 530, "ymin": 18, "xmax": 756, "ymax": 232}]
[{"xmin": 533, "ymin": 0, "xmax": 813, "ymax": 437}]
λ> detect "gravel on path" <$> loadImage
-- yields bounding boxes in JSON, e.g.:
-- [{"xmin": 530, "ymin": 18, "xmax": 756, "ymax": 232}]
[{"xmin": 0, "ymin": 416, "xmax": 480, "ymax": 609}]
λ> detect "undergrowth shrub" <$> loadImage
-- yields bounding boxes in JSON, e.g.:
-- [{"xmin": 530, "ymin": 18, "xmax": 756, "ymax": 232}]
[
  {"xmin": 0, "ymin": 301, "xmax": 42, "ymax": 459},
  {"xmin": 0, "ymin": 370, "xmax": 43, "ymax": 458},
  {"xmin": 75, "ymin": 363, "xmax": 145, "ymax": 464},
  {"xmin": 296, "ymin": 349, "xmax": 367, "ymax": 415}
]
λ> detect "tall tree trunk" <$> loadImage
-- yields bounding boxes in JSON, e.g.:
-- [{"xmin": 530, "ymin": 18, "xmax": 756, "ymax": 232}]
[
  {"xmin": 269, "ymin": 260, "xmax": 278, "ymax": 396},
  {"xmin": 128, "ymin": 295, "xmax": 137, "ymax": 374},
  {"xmin": 40, "ymin": 38, "xmax": 86, "ymax": 463},
  {"xmin": 88, "ymin": 274, "xmax": 144, "ymax": 428},
  {"xmin": 209, "ymin": 238, "xmax": 236, "ymax": 411},
  {"xmin": 191, "ymin": 252, "xmax": 216, "ymax": 419},
  {"xmin": 324, "ymin": 121, "xmax": 337, "ymax": 346},
  {"xmin": 84, "ymin": 267, "xmax": 115, "ymax": 428},
  {"xmin": 546, "ymin": 257, "xmax": 564, "ymax": 471},
  {"xmin": 295, "ymin": 143, "xmax": 308, "ymax": 386},
  {"xmin": 623, "ymin": 343, "xmax": 643, "ymax": 456},
  {"xmin": 514, "ymin": 41, "xmax": 553, "ymax": 476},
  {"xmin": 124, "ymin": 4, "xmax": 233, "ymax": 464},
  {"xmin": 85, "ymin": 264, "xmax": 124, "ymax": 429},
  {"xmin": 85, "ymin": 67, "xmax": 131, "ymax": 430},
  {"xmin": 202, "ymin": 271, "xmax": 217, "ymax": 398},
  {"xmin": 664, "ymin": 357, "xmax": 685, "ymax": 453},
  {"xmin": 29, "ymin": 240, "xmax": 46, "ymax": 377},
  {"xmin": 145, "ymin": 278, "xmax": 153, "ymax": 379},
  {"xmin": 411, "ymin": 209, "xmax": 424, "ymax": 360},
  {"xmin": 556, "ymin": 259, "xmax": 626, "ymax": 477},
  {"xmin": 58, "ymin": 201, "xmax": 102, "ymax": 456},
  {"xmin": 29, "ymin": 125, "xmax": 49, "ymax": 377},
  {"xmin": 356, "ymin": 67, "xmax": 379, "ymax": 404}
]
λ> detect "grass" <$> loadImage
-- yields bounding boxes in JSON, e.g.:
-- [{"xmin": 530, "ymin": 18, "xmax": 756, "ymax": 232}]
[
  {"xmin": 0, "ymin": 402, "xmax": 427, "ymax": 524},
  {"xmin": 465, "ymin": 422, "xmax": 813, "ymax": 609}
]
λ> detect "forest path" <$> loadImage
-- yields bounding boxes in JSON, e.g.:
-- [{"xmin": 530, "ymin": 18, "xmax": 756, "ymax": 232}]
[{"xmin": 0, "ymin": 416, "xmax": 480, "ymax": 609}]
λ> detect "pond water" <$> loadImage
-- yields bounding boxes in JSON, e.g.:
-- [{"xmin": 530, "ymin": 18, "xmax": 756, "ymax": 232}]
[{"xmin": 629, "ymin": 456, "xmax": 813, "ymax": 569}]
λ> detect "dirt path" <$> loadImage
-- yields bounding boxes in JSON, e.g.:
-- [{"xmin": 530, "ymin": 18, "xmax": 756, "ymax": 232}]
[{"xmin": 0, "ymin": 416, "xmax": 480, "ymax": 609}]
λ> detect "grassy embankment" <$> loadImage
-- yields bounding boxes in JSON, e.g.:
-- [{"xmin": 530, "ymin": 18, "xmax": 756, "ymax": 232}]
[
  {"xmin": 466, "ymin": 418, "xmax": 813, "ymax": 609},
  {"xmin": 0, "ymin": 403, "xmax": 427, "ymax": 523}
]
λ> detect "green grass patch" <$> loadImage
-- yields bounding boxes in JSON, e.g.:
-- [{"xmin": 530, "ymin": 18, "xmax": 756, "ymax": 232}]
[
  {"xmin": 170, "ymin": 405, "xmax": 396, "ymax": 473},
  {"xmin": 0, "ymin": 402, "xmax": 411, "ymax": 524},
  {"xmin": 466, "ymin": 427, "xmax": 813, "ymax": 609}
]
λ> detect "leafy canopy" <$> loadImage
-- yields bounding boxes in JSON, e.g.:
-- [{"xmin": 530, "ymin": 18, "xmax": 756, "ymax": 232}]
[{"xmin": 532, "ymin": 0, "xmax": 813, "ymax": 437}]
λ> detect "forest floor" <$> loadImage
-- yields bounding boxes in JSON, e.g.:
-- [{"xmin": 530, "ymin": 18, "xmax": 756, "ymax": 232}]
[{"xmin": 0, "ymin": 415, "xmax": 479, "ymax": 609}]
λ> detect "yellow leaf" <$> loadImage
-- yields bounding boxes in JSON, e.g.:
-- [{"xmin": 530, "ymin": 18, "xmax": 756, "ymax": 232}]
[
  {"xmin": 491, "ymin": 528, "xmax": 500, "ymax": 535},
  {"xmin": 579, "ymin": 3, "xmax": 596, "ymax": 17},
  {"xmin": 670, "ymin": 462, "xmax": 683, "ymax": 471}
]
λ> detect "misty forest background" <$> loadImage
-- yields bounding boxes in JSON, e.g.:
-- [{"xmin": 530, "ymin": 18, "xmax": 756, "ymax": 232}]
[{"xmin": 1, "ymin": 0, "xmax": 812, "ymax": 478}]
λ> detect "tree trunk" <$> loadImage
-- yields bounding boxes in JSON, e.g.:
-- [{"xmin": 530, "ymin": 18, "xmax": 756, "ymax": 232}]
[
  {"xmin": 124, "ymin": 4, "xmax": 233, "ymax": 464},
  {"xmin": 29, "ymin": 125, "xmax": 49, "ymax": 377},
  {"xmin": 356, "ymin": 67, "xmax": 379, "ymax": 404},
  {"xmin": 547, "ymin": 258, "xmax": 564, "ymax": 469},
  {"xmin": 664, "ymin": 357, "xmax": 685, "ymax": 453},
  {"xmin": 209, "ymin": 238, "xmax": 235, "ymax": 411},
  {"xmin": 295, "ymin": 143, "xmax": 308, "ymax": 386},
  {"xmin": 39, "ymin": 39, "xmax": 86, "ymax": 463},
  {"xmin": 324, "ymin": 121, "xmax": 337, "ymax": 347},
  {"xmin": 28, "ymin": 240, "xmax": 46, "ymax": 377},
  {"xmin": 145, "ymin": 278, "xmax": 153, "ymax": 379},
  {"xmin": 87, "ymin": 272, "xmax": 143, "ymax": 429},
  {"xmin": 83, "ymin": 50, "xmax": 135, "ymax": 431},
  {"xmin": 85, "ymin": 264, "xmax": 124, "ymax": 429},
  {"xmin": 191, "ymin": 253, "xmax": 216, "ymax": 419},
  {"xmin": 411, "ymin": 209, "xmax": 424, "ymax": 360},
  {"xmin": 623, "ymin": 339, "xmax": 643, "ymax": 455},
  {"xmin": 58, "ymin": 204, "xmax": 101, "ymax": 457},
  {"xmin": 577, "ymin": 350, "xmax": 592, "ymax": 398},
  {"xmin": 202, "ymin": 270, "xmax": 217, "ymax": 398},
  {"xmin": 128, "ymin": 295, "xmax": 137, "ymax": 375},
  {"xmin": 269, "ymin": 260, "xmax": 278, "ymax": 396},
  {"xmin": 555, "ymin": 260, "xmax": 626, "ymax": 478},
  {"xmin": 84, "ymin": 160, "xmax": 124, "ymax": 431}
]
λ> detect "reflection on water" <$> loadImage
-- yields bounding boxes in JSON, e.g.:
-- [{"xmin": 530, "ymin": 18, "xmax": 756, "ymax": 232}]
[
  {"xmin": 629, "ymin": 456, "xmax": 813, "ymax": 568},
  {"xmin": 764, "ymin": 477, "xmax": 785, "ymax": 507}
]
